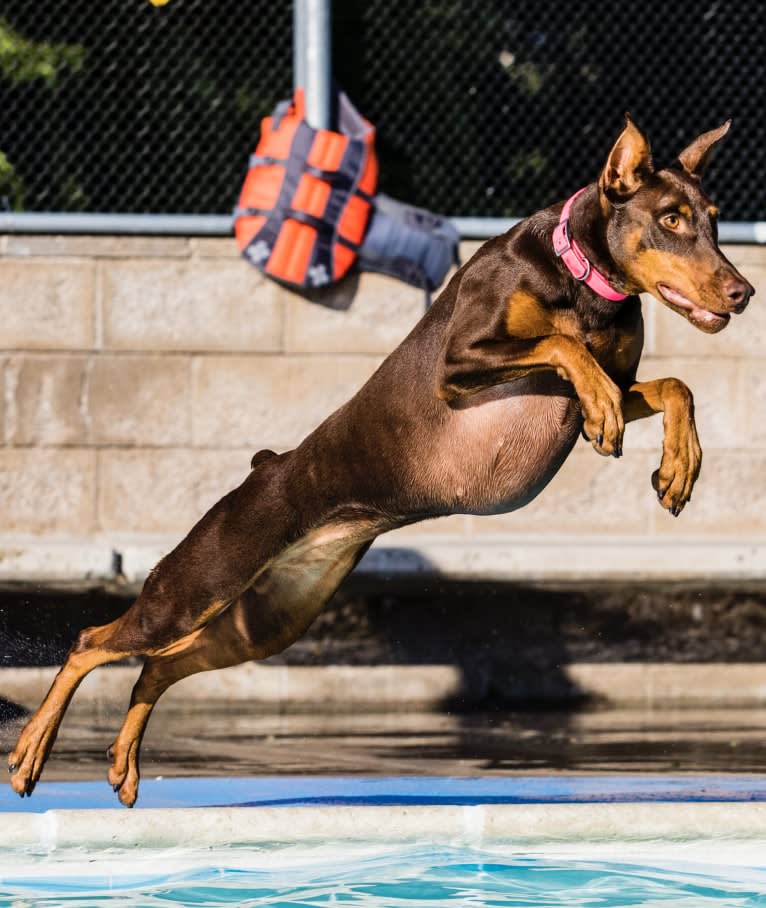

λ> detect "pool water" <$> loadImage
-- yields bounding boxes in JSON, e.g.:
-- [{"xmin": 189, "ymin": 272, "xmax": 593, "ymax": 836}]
[
  {"xmin": 3, "ymin": 778, "xmax": 766, "ymax": 906},
  {"xmin": 3, "ymin": 847, "xmax": 766, "ymax": 907}
]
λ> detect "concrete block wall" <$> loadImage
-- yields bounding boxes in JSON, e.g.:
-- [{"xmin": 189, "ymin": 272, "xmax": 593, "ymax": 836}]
[{"xmin": 0, "ymin": 234, "xmax": 764, "ymax": 584}]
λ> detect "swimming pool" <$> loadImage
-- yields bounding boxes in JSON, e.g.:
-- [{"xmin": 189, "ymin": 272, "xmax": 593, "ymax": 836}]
[{"xmin": 2, "ymin": 776, "xmax": 766, "ymax": 906}]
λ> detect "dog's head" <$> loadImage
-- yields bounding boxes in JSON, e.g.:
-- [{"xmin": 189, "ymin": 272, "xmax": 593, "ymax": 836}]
[{"xmin": 600, "ymin": 117, "xmax": 754, "ymax": 333}]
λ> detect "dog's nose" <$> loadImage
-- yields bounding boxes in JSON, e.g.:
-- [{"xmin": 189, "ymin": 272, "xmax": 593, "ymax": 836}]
[{"xmin": 724, "ymin": 276, "xmax": 753, "ymax": 312}]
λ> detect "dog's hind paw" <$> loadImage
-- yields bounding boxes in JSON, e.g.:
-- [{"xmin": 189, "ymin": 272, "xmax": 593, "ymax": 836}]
[
  {"xmin": 8, "ymin": 718, "xmax": 56, "ymax": 797},
  {"xmin": 107, "ymin": 739, "xmax": 140, "ymax": 808}
]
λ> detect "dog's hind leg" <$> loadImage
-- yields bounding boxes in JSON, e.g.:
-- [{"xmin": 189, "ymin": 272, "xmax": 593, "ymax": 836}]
[
  {"xmin": 106, "ymin": 607, "xmax": 258, "ymax": 807},
  {"xmin": 107, "ymin": 532, "xmax": 374, "ymax": 806},
  {"xmin": 7, "ymin": 617, "xmax": 135, "ymax": 797},
  {"xmin": 8, "ymin": 456, "xmax": 297, "ymax": 797}
]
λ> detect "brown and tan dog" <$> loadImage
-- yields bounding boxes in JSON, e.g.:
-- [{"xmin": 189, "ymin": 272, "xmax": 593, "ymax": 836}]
[{"xmin": 8, "ymin": 118, "xmax": 753, "ymax": 806}]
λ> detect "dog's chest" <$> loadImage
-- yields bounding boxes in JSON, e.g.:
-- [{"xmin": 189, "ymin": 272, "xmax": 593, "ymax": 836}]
[
  {"xmin": 582, "ymin": 322, "xmax": 642, "ymax": 382},
  {"xmin": 438, "ymin": 375, "xmax": 581, "ymax": 515}
]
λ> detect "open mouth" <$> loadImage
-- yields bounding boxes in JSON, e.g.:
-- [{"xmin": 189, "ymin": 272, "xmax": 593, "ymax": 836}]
[{"xmin": 656, "ymin": 283, "xmax": 731, "ymax": 334}]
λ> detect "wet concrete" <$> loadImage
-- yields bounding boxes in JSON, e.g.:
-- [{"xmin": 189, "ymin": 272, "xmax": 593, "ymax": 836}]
[{"xmin": 3, "ymin": 704, "xmax": 766, "ymax": 787}]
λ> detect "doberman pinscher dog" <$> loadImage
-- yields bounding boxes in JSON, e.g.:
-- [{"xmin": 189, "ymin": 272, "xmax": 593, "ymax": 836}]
[{"xmin": 8, "ymin": 118, "xmax": 753, "ymax": 806}]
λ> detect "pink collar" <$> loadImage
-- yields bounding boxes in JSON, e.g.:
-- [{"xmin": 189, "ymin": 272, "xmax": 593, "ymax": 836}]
[{"xmin": 552, "ymin": 188, "xmax": 628, "ymax": 302}]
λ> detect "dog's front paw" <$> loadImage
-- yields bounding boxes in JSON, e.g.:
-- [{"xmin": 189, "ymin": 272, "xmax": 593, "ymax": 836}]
[
  {"xmin": 577, "ymin": 374, "xmax": 624, "ymax": 458},
  {"xmin": 652, "ymin": 413, "xmax": 702, "ymax": 516}
]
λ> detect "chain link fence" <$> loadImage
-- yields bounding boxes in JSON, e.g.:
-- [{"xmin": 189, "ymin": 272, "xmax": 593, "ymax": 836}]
[
  {"xmin": 0, "ymin": 0, "xmax": 292, "ymax": 213},
  {"xmin": 0, "ymin": 0, "xmax": 763, "ymax": 219}
]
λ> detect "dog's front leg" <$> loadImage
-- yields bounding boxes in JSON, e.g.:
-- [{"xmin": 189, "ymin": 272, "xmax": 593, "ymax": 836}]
[
  {"xmin": 438, "ymin": 334, "xmax": 625, "ymax": 458},
  {"xmin": 624, "ymin": 378, "xmax": 701, "ymax": 516}
]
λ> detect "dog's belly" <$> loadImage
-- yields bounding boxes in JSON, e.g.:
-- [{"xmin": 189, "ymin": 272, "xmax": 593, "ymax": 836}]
[{"xmin": 433, "ymin": 375, "xmax": 581, "ymax": 515}]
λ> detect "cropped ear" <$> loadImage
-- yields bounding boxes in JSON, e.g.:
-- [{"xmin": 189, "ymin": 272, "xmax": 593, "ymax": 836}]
[
  {"xmin": 599, "ymin": 115, "xmax": 653, "ymax": 201},
  {"xmin": 677, "ymin": 120, "xmax": 731, "ymax": 179}
]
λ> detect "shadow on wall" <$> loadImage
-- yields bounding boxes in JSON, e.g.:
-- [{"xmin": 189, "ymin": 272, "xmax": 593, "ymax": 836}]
[
  {"xmin": 279, "ymin": 558, "xmax": 766, "ymax": 698},
  {"xmin": 1, "ymin": 551, "xmax": 766, "ymax": 700}
]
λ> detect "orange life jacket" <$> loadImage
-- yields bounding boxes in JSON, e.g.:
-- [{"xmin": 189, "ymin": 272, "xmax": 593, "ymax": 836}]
[{"xmin": 234, "ymin": 89, "xmax": 377, "ymax": 289}]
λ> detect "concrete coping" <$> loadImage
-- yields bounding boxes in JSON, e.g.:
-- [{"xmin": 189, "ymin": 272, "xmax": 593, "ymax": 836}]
[{"xmin": 2, "ymin": 802, "xmax": 766, "ymax": 853}]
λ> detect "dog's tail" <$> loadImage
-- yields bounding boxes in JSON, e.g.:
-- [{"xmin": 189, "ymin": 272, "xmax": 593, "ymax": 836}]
[{"xmin": 250, "ymin": 448, "xmax": 279, "ymax": 470}]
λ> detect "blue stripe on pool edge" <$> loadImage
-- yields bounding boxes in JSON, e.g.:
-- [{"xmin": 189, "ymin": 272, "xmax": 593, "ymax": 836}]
[{"xmin": 2, "ymin": 775, "xmax": 766, "ymax": 812}]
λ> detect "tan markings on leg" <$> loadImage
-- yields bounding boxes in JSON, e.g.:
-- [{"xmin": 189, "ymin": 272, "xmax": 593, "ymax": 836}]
[
  {"xmin": 536, "ymin": 336, "xmax": 624, "ymax": 457},
  {"xmin": 108, "ymin": 613, "xmax": 257, "ymax": 807},
  {"xmin": 191, "ymin": 600, "xmax": 230, "ymax": 633},
  {"xmin": 8, "ymin": 619, "xmax": 130, "ymax": 796},
  {"xmin": 624, "ymin": 377, "xmax": 701, "ymax": 515},
  {"xmin": 505, "ymin": 290, "xmax": 583, "ymax": 342},
  {"xmin": 505, "ymin": 290, "xmax": 553, "ymax": 338}
]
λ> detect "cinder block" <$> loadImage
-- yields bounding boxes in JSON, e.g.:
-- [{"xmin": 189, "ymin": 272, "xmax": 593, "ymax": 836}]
[
  {"xmin": 189, "ymin": 238, "xmax": 241, "ymax": 259},
  {"xmin": 652, "ymin": 451, "xmax": 766, "ymax": 535},
  {"xmin": 639, "ymin": 294, "xmax": 659, "ymax": 356},
  {"xmin": 651, "ymin": 262, "xmax": 766, "ymax": 358},
  {"xmin": 192, "ymin": 354, "xmax": 381, "ymax": 449},
  {"xmin": 631, "ymin": 357, "xmax": 744, "ymax": 450},
  {"xmin": 726, "ymin": 244, "xmax": 766, "ymax": 267},
  {"xmin": 88, "ymin": 355, "xmax": 191, "ymax": 446},
  {"xmin": 0, "ymin": 448, "xmax": 95, "ymax": 533},
  {"xmin": 743, "ymin": 359, "xmax": 766, "ymax": 447},
  {"xmin": 471, "ymin": 447, "xmax": 655, "ymax": 536},
  {"xmin": 383, "ymin": 514, "xmax": 472, "ymax": 542},
  {"xmin": 283, "ymin": 273, "xmax": 427, "ymax": 355},
  {"xmin": 8, "ymin": 354, "xmax": 89, "ymax": 445},
  {"xmin": 460, "ymin": 241, "xmax": 484, "ymax": 263},
  {"xmin": 623, "ymin": 406, "xmax": 664, "ymax": 455},
  {"xmin": 4, "ymin": 235, "xmax": 190, "ymax": 259},
  {"xmin": 0, "ymin": 260, "xmax": 94, "ymax": 350},
  {"xmin": 98, "ymin": 448, "xmax": 251, "ymax": 533},
  {"xmin": 102, "ymin": 259, "xmax": 283, "ymax": 352},
  {"xmin": 0, "ymin": 356, "xmax": 6, "ymax": 443},
  {"xmin": 281, "ymin": 239, "xmax": 477, "ymax": 356}
]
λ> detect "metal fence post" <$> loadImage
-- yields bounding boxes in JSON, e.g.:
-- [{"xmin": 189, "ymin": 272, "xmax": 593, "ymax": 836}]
[
  {"xmin": 293, "ymin": 0, "xmax": 306, "ymax": 94},
  {"xmin": 294, "ymin": 0, "xmax": 332, "ymax": 130}
]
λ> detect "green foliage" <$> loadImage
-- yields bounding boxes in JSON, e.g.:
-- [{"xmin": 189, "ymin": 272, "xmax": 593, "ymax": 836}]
[
  {"xmin": 0, "ymin": 16, "xmax": 84, "ymax": 86},
  {"xmin": 0, "ymin": 17, "xmax": 84, "ymax": 209},
  {"xmin": 0, "ymin": 148, "xmax": 23, "ymax": 209}
]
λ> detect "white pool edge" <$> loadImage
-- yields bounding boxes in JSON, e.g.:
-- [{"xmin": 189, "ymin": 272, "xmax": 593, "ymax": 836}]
[{"xmin": 2, "ymin": 802, "xmax": 766, "ymax": 852}]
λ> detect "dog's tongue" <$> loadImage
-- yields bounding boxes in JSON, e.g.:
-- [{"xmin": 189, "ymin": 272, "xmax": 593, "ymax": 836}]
[
  {"xmin": 694, "ymin": 309, "xmax": 726, "ymax": 328},
  {"xmin": 657, "ymin": 284, "xmax": 728, "ymax": 329}
]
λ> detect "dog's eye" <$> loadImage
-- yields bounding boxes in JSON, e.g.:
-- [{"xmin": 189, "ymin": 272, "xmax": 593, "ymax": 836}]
[{"xmin": 661, "ymin": 213, "xmax": 681, "ymax": 230}]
